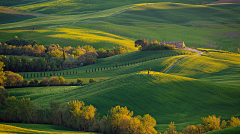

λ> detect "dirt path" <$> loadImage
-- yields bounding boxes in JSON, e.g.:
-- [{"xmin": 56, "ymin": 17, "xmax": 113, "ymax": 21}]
[
  {"xmin": 164, "ymin": 57, "xmax": 185, "ymax": 73},
  {"xmin": 184, "ymin": 48, "xmax": 203, "ymax": 56},
  {"xmin": 164, "ymin": 48, "xmax": 202, "ymax": 73}
]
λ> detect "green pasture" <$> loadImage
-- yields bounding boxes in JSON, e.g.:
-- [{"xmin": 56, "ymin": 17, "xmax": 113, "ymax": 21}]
[
  {"xmin": 96, "ymin": 3, "xmax": 240, "ymax": 26},
  {"xmin": 205, "ymin": 126, "xmax": 240, "ymax": 134},
  {"xmin": 0, "ymin": 3, "xmax": 239, "ymax": 52},
  {"xmin": 0, "ymin": 13, "xmax": 35, "ymax": 24},
  {"xmin": 0, "ymin": 22, "xmax": 239, "ymax": 52},
  {"xmin": 10, "ymin": 0, "xmax": 216, "ymax": 15},
  {"xmin": 18, "ymin": 49, "xmax": 191, "ymax": 81},
  {"xmin": 7, "ymin": 71, "xmax": 240, "ymax": 132},
  {"xmin": 0, "ymin": 123, "xmax": 99, "ymax": 134}
]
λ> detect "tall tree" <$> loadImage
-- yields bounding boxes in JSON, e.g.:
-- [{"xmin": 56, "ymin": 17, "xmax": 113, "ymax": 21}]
[
  {"xmin": 0, "ymin": 61, "xmax": 6, "ymax": 86},
  {"xmin": 67, "ymin": 100, "xmax": 85, "ymax": 130}
]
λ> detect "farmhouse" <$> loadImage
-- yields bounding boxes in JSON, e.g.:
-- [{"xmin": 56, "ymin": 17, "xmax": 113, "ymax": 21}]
[{"xmin": 160, "ymin": 41, "xmax": 186, "ymax": 48}]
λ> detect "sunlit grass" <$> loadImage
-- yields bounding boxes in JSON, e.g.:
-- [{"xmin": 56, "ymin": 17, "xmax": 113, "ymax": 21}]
[
  {"xmin": 7, "ymin": 71, "xmax": 240, "ymax": 132},
  {"xmin": 168, "ymin": 55, "xmax": 230, "ymax": 75},
  {"xmin": 205, "ymin": 52, "xmax": 240, "ymax": 64},
  {"xmin": 0, "ymin": 123, "xmax": 98, "ymax": 134},
  {"xmin": 48, "ymin": 28, "xmax": 137, "ymax": 50},
  {"xmin": 132, "ymin": 2, "xmax": 208, "ymax": 11}
]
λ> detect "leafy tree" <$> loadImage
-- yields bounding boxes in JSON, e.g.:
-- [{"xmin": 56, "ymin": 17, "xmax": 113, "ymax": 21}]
[
  {"xmin": 182, "ymin": 125, "xmax": 198, "ymax": 134},
  {"xmin": 82, "ymin": 45, "xmax": 95, "ymax": 52},
  {"xmin": 0, "ymin": 86, "xmax": 8, "ymax": 108},
  {"xmin": 59, "ymin": 76, "xmax": 66, "ymax": 85},
  {"xmin": 164, "ymin": 122, "xmax": 178, "ymax": 134},
  {"xmin": 40, "ymin": 77, "xmax": 49, "ymax": 86},
  {"xmin": 201, "ymin": 115, "xmax": 221, "ymax": 132},
  {"xmin": 228, "ymin": 117, "xmax": 240, "ymax": 127},
  {"xmin": 139, "ymin": 114, "xmax": 157, "ymax": 134},
  {"xmin": 97, "ymin": 48, "xmax": 108, "ymax": 58},
  {"xmin": 82, "ymin": 104, "xmax": 97, "ymax": 131},
  {"xmin": 112, "ymin": 46, "xmax": 129, "ymax": 55},
  {"xmin": 107, "ymin": 106, "xmax": 133, "ymax": 134},
  {"xmin": 89, "ymin": 78, "xmax": 96, "ymax": 83},
  {"xmin": 22, "ymin": 79, "xmax": 28, "ymax": 87},
  {"xmin": 67, "ymin": 100, "xmax": 85, "ymax": 130},
  {"xmin": 18, "ymin": 98, "xmax": 35, "ymax": 123},
  {"xmin": 77, "ymin": 78, "xmax": 83, "ymax": 85},
  {"xmin": 49, "ymin": 76, "xmax": 60, "ymax": 85},
  {"xmin": 3, "ymin": 96, "xmax": 19, "ymax": 122},
  {"xmin": 4, "ymin": 71, "xmax": 23, "ymax": 87},
  {"xmin": 50, "ymin": 100, "xmax": 63, "ymax": 125},
  {"xmin": 0, "ymin": 61, "xmax": 6, "ymax": 86},
  {"xmin": 29, "ymin": 78, "xmax": 38, "ymax": 86}
]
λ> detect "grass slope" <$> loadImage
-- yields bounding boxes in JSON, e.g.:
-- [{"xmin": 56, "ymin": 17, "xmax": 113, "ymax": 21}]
[
  {"xmin": 11, "ymin": 0, "xmax": 216, "ymax": 15},
  {"xmin": 205, "ymin": 126, "xmax": 240, "ymax": 134},
  {"xmin": 168, "ymin": 52, "xmax": 240, "ymax": 86},
  {"xmin": 17, "ymin": 50, "xmax": 190, "ymax": 81},
  {"xmin": 0, "ymin": 123, "xmax": 99, "ymax": 134},
  {"xmin": 96, "ymin": 3, "xmax": 240, "ymax": 26},
  {"xmin": 7, "ymin": 71, "xmax": 240, "ymax": 132},
  {"xmin": 0, "ymin": 13, "xmax": 35, "ymax": 24}
]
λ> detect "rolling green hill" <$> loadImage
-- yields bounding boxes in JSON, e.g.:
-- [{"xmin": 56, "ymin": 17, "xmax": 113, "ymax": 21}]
[
  {"xmin": 204, "ymin": 126, "xmax": 240, "ymax": 134},
  {"xmin": 11, "ymin": 0, "xmax": 216, "ymax": 15},
  {"xmin": 1, "ymin": 0, "xmax": 240, "ymax": 133},
  {"xmin": 0, "ymin": 123, "xmax": 99, "ymax": 134},
  {"xmin": 7, "ymin": 71, "xmax": 240, "ymax": 132}
]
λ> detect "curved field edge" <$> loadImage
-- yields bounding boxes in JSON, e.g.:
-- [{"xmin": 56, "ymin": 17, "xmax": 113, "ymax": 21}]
[{"xmin": 0, "ymin": 123, "xmax": 98, "ymax": 134}]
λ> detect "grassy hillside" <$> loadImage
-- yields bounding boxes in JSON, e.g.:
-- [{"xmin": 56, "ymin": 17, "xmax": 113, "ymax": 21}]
[
  {"xmin": 0, "ymin": 123, "xmax": 99, "ymax": 134},
  {"xmin": 204, "ymin": 126, "xmax": 240, "ymax": 134},
  {"xmin": 7, "ymin": 71, "xmax": 240, "ymax": 132},
  {"xmin": 11, "ymin": 0, "xmax": 216, "ymax": 15},
  {"xmin": 0, "ymin": 13, "xmax": 35, "ymax": 24},
  {"xmin": 96, "ymin": 3, "xmax": 240, "ymax": 26},
  {"xmin": 168, "ymin": 52, "xmax": 240, "ymax": 86},
  {"xmin": 17, "ymin": 49, "xmax": 190, "ymax": 81},
  {"xmin": 1, "ymin": 22, "xmax": 239, "ymax": 52}
]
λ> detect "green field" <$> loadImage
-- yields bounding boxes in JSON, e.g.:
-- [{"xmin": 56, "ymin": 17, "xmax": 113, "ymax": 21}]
[
  {"xmin": 205, "ymin": 126, "xmax": 240, "ymax": 134},
  {"xmin": 1, "ymin": 0, "xmax": 240, "ymax": 133},
  {"xmin": 8, "ymin": 50, "xmax": 240, "ymax": 132},
  {"xmin": 0, "ymin": 123, "xmax": 99, "ymax": 134}
]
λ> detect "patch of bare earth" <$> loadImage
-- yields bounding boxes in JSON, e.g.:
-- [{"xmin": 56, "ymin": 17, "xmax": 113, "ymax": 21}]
[
  {"xmin": 0, "ymin": 6, "xmax": 49, "ymax": 17},
  {"xmin": 209, "ymin": 0, "xmax": 240, "ymax": 4}
]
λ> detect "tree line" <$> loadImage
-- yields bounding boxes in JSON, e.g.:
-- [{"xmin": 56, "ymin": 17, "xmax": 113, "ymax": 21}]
[
  {"xmin": 0, "ymin": 37, "xmax": 129, "ymax": 72},
  {"xmin": 0, "ymin": 89, "xmax": 157, "ymax": 134},
  {"xmin": 0, "ymin": 87, "xmax": 239, "ymax": 134},
  {"xmin": 1, "ymin": 70, "xmax": 94, "ymax": 87},
  {"xmin": 135, "ymin": 39, "xmax": 175, "ymax": 51}
]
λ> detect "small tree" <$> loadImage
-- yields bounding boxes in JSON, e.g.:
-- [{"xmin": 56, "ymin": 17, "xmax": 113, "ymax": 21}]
[
  {"xmin": 22, "ymin": 79, "xmax": 28, "ymax": 87},
  {"xmin": 228, "ymin": 117, "xmax": 240, "ymax": 127},
  {"xmin": 0, "ymin": 86, "xmax": 8, "ymax": 108},
  {"xmin": 59, "ymin": 76, "xmax": 66, "ymax": 85},
  {"xmin": 89, "ymin": 78, "xmax": 96, "ymax": 83},
  {"xmin": 77, "ymin": 78, "xmax": 83, "ymax": 85}
]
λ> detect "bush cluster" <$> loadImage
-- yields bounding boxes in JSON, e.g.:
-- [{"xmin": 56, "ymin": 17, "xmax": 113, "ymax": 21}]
[{"xmin": 135, "ymin": 39, "xmax": 175, "ymax": 51}]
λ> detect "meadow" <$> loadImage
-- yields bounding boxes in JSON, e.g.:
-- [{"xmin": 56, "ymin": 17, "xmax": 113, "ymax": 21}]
[
  {"xmin": 8, "ymin": 50, "xmax": 240, "ymax": 132},
  {"xmin": 0, "ymin": 123, "xmax": 99, "ymax": 134},
  {"xmin": 1, "ymin": 0, "xmax": 240, "ymax": 133}
]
